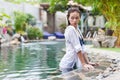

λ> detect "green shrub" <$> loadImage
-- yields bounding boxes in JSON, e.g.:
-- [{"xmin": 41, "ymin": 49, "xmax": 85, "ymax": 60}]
[{"xmin": 27, "ymin": 27, "xmax": 43, "ymax": 40}]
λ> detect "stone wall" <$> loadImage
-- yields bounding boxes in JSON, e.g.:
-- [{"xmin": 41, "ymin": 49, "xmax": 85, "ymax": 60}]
[
  {"xmin": 55, "ymin": 11, "xmax": 67, "ymax": 32},
  {"xmin": 0, "ymin": 1, "xmax": 40, "ymax": 21}
]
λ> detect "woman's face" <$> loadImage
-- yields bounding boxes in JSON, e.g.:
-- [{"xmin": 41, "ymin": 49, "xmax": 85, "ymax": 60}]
[{"xmin": 68, "ymin": 11, "xmax": 80, "ymax": 28}]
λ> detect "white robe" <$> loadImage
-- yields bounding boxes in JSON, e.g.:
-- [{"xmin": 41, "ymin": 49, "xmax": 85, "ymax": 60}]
[{"xmin": 59, "ymin": 25, "xmax": 87, "ymax": 69}]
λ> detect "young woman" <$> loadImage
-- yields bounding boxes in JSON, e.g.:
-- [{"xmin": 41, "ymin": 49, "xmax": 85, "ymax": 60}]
[{"xmin": 59, "ymin": 7, "xmax": 96, "ymax": 74}]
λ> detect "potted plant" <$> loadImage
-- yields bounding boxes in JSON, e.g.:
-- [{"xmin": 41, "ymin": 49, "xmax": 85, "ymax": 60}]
[
  {"xmin": 59, "ymin": 23, "xmax": 66, "ymax": 33},
  {"xmin": 105, "ymin": 21, "xmax": 114, "ymax": 36}
]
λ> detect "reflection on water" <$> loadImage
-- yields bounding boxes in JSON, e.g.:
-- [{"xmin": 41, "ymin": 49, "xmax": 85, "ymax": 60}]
[{"xmin": 0, "ymin": 41, "xmax": 65, "ymax": 80}]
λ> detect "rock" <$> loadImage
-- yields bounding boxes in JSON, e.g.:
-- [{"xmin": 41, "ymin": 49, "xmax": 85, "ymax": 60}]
[
  {"xmin": 10, "ymin": 38, "xmax": 20, "ymax": 45},
  {"xmin": 96, "ymin": 73, "xmax": 103, "ymax": 79},
  {"xmin": 93, "ymin": 36, "xmax": 117, "ymax": 48},
  {"xmin": 12, "ymin": 33, "xmax": 20, "ymax": 39},
  {"xmin": 92, "ymin": 39, "xmax": 101, "ymax": 48},
  {"xmin": 48, "ymin": 36, "xmax": 56, "ymax": 40},
  {"xmin": 102, "ymin": 36, "xmax": 117, "ymax": 48}
]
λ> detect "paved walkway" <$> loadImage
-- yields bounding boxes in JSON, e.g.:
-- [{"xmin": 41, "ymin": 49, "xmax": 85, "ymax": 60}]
[{"xmin": 86, "ymin": 45, "xmax": 120, "ymax": 59}]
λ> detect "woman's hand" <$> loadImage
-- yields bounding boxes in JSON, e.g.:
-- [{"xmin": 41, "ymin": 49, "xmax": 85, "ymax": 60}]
[
  {"xmin": 88, "ymin": 62, "xmax": 99, "ymax": 66},
  {"xmin": 83, "ymin": 64, "xmax": 94, "ymax": 71}
]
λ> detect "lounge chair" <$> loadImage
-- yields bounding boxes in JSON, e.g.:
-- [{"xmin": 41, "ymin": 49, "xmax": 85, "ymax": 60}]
[
  {"xmin": 54, "ymin": 32, "xmax": 64, "ymax": 39},
  {"xmin": 43, "ymin": 31, "xmax": 55, "ymax": 39}
]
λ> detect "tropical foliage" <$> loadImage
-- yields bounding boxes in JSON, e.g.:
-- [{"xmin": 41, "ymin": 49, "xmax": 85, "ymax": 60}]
[
  {"xmin": 92, "ymin": 0, "xmax": 120, "ymax": 46},
  {"xmin": 49, "ymin": 0, "xmax": 68, "ymax": 13},
  {"xmin": 13, "ymin": 11, "xmax": 37, "ymax": 35}
]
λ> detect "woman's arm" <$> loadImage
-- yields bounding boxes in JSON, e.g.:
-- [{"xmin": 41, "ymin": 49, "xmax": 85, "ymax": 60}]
[
  {"xmin": 77, "ymin": 51, "xmax": 95, "ymax": 71},
  {"xmin": 83, "ymin": 52, "xmax": 99, "ymax": 66},
  {"xmin": 77, "ymin": 51, "xmax": 86, "ymax": 65},
  {"xmin": 83, "ymin": 52, "xmax": 90, "ymax": 64}
]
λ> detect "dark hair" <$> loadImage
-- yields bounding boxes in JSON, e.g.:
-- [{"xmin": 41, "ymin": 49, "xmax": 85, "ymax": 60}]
[{"xmin": 67, "ymin": 7, "xmax": 81, "ymax": 25}]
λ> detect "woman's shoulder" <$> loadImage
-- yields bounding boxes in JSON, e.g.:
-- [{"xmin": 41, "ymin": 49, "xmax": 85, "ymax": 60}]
[
  {"xmin": 65, "ymin": 25, "xmax": 75, "ymax": 31},
  {"xmin": 64, "ymin": 26, "xmax": 75, "ymax": 36}
]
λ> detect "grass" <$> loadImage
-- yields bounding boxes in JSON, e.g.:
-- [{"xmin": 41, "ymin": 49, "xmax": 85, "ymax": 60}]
[{"xmin": 98, "ymin": 47, "xmax": 120, "ymax": 53}]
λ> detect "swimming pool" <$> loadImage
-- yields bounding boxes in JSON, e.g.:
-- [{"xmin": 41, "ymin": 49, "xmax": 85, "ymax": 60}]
[{"xmin": 0, "ymin": 41, "xmax": 65, "ymax": 80}]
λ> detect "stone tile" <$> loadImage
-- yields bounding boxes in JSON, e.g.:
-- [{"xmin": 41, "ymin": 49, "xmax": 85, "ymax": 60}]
[
  {"xmin": 64, "ymin": 74, "xmax": 82, "ymax": 80},
  {"xmin": 49, "ymin": 77, "xmax": 64, "ymax": 80},
  {"xmin": 61, "ymin": 71, "xmax": 75, "ymax": 77}
]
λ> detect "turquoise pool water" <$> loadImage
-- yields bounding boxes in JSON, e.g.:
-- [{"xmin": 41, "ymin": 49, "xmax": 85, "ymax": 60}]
[{"xmin": 0, "ymin": 41, "xmax": 65, "ymax": 80}]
